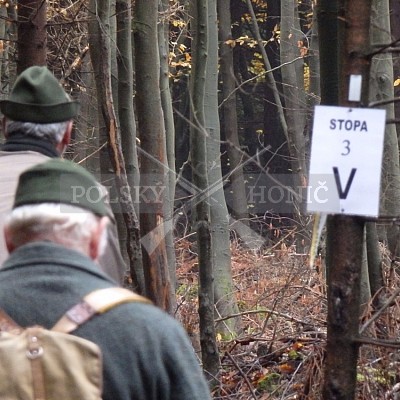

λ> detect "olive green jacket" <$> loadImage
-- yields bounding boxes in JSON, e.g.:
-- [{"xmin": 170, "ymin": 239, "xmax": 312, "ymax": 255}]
[{"xmin": 0, "ymin": 242, "xmax": 212, "ymax": 400}]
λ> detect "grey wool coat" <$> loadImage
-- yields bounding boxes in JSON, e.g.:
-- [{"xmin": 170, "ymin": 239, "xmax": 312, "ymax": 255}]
[{"xmin": 0, "ymin": 242, "xmax": 212, "ymax": 400}]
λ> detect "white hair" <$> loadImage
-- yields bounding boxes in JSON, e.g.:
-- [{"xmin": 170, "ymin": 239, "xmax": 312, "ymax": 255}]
[
  {"xmin": 5, "ymin": 203, "xmax": 108, "ymax": 258},
  {"xmin": 5, "ymin": 120, "xmax": 70, "ymax": 145}
]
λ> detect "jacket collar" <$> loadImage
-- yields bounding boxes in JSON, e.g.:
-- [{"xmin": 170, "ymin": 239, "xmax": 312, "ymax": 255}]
[
  {"xmin": 2, "ymin": 241, "xmax": 114, "ymax": 283},
  {"xmin": 0, "ymin": 133, "xmax": 60, "ymax": 158}
]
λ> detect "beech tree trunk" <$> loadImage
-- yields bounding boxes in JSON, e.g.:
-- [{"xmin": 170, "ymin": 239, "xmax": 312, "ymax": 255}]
[
  {"xmin": 280, "ymin": 0, "xmax": 307, "ymax": 185},
  {"xmin": 134, "ymin": 0, "xmax": 172, "ymax": 312},
  {"xmin": 17, "ymin": 0, "xmax": 47, "ymax": 72},
  {"xmin": 88, "ymin": 0, "xmax": 143, "ymax": 293},
  {"xmin": 262, "ymin": 0, "xmax": 290, "ymax": 175},
  {"xmin": 190, "ymin": 0, "xmax": 220, "ymax": 383},
  {"xmin": 206, "ymin": 0, "xmax": 241, "ymax": 336},
  {"xmin": 280, "ymin": 0, "xmax": 310, "ymax": 251},
  {"xmin": 370, "ymin": 0, "xmax": 400, "ymax": 258},
  {"xmin": 116, "ymin": 0, "xmax": 145, "ymax": 292},
  {"xmin": 390, "ymin": 0, "xmax": 400, "ymax": 122},
  {"xmin": 217, "ymin": 0, "xmax": 249, "ymax": 228},
  {"xmin": 158, "ymin": 0, "xmax": 177, "ymax": 292}
]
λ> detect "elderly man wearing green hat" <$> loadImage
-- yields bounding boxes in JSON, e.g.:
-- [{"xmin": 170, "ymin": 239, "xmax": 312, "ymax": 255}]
[
  {"xmin": 0, "ymin": 66, "xmax": 125, "ymax": 283},
  {"xmin": 0, "ymin": 158, "xmax": 212, "ymax": 400}
]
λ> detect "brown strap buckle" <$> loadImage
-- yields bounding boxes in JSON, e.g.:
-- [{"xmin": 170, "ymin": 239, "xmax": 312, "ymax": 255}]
[{"xmin": 52, "ymin": 287, "xmax": 152, "ymax": 333}]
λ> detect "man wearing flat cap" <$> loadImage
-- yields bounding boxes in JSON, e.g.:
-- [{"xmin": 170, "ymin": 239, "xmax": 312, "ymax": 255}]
[
  {"xmin": 0, "ymin": 158, "xmax": 212, "ymax": 400},
  {"xmin": 0, "ymin": 66, "xmax": 125, "ymax": 283}
]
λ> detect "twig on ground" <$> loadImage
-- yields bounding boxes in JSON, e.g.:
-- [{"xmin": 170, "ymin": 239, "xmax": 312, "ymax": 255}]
[
  {"xmin": 215, "ymin": 308, "xmax": 325, "ymax": 326},
  {"xmin": 224, "ymin": 351, "xmax": 258, "ymax": 400}
]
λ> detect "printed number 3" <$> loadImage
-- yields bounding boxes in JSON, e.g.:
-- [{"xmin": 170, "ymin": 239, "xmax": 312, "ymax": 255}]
[{"xmin": 342, "ymin": 140, "xmax": 350, "ymax": 156}]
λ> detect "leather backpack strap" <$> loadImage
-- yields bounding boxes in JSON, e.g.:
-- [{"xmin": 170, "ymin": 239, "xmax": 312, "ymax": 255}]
[
  {"xmin": 0, "ymin": 308, "xmax": 23, "ymax": 334},
  {"xmin": 52, "ymin": 287, "xmax": 152, "ymax": 333}
]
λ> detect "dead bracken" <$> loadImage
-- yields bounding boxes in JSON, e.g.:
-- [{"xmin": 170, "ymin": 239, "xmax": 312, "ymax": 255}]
[{"xmin": 176, "ymin": 236, "xmax": 400, "ymax": 400}]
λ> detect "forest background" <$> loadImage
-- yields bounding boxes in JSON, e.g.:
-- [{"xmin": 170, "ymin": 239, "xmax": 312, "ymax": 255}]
[{"xmin": 1, "ymin": 0, "xmax": 400, "ymax": 399}]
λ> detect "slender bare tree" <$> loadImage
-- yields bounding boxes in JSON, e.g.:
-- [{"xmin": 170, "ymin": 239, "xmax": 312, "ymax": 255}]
[
  {"xmin": 190, "ymin": 0, "xmax": 220, "ymax": 383},
  {"xmin": 116, "ymin": 0, "xmax": 145, "ymax": 292},
  {"xmin": 134, "ymin": 0, "xmax": 173, "ymax": 312},
  {"xmin": 17, "ymin": 0, "xmax": 47, "ymax": 72},
  {"xmin": 87, "ymin": 0, "xmax": 143, "ymax": 293}
]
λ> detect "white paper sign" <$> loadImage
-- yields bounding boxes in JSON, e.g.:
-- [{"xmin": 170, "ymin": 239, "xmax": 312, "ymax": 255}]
[{"xmin": 307, "ymin": 105, "xmax": 386, "ymax": 217}]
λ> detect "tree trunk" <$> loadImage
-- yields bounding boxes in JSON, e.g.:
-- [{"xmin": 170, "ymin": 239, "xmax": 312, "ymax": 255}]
[
  {"xmin": 244, "ymin": 0, "xmax": 288, "ymax": 150},
  {"xmin": 17, "ymin": 0, "xmax": 47, "ymax": 72},
  {"xmin": 230, "ymin": 0, "xmax": 260, "ymax": 158},
  {"xmin": 317, "ymin": 0, "xmax": 340, "ymax": 324},
  {"xmin": 280, "ymin": 0, "xmax": 309, "ymax": 251},
  {"xmin": 322, "ymin": 0, "xmax": 372, "ymax": 398},
  {"xmin": 190, "ymin": 0, "xmax": 220, "ymax": 383},
  {"xmin": 366, "ymin": 222, "xmax": 384, "ymax": 301},
  {"xmin": 360, "ymin": 226, "xmax": 371, "ymax": 307},
  {"xmin": 323, "ymin": 217, "xmax": 364, "ymax": 400},
  {"xmin": 206, "ymin": 0, "xmax": 241, "ymax": 336},
  {"xmin": 217, "ymin": 0, "xmax": 249, "ymax": 229},
  {"xmin": 307, "ymin": 2, "xmax": 320, "ymax": 143},
  {"xmin": 262, "ymin": 0, "xmax": 290, "ymax": 174},
  {"xmin": 116, "ymin": 0, "xmax": 145, "ymax": 292},
  {"xmin": 316, "ymin": 0, "xmax": 341, "ymax": 107},
  {"xmin": 0, "ymin": 3, "xmax": 10, "ymax": 93},
  {"xmin": 79, "ymin": 56, "xmax": 99, "ymax": 174},
  {"xmin": 134, "ymin": 0, "xmax": 172, "ymax": 312},
  {"xmin": 390, "ymin": 0, "xmax": 400, "ymax": 122},
  {"xmin": 88, "ymin": 0, "xmax": 143, "ymax": 293},
  {"xmin": 158, "ymin": 0, "xmax": 177, "ymax": 294},
  {"xmin": 107, "ymin": 0, "xmax": 130, "ymax": 285},
  {"xmin": 280, "ymin": 0, "xmax": 307, "ymax": 180},
  {"xmin": 370, "ymin": 0, "xmax": 400, "ymax": 258}
]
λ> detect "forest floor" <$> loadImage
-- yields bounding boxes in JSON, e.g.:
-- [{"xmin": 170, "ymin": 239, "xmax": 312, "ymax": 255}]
[{"xmin": 175, "ymin": 233, "xmax": 400, "ymax": 400}]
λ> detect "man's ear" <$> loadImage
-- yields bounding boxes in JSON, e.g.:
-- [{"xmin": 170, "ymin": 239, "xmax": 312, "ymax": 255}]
[
  {"xmin": 4, "ymin": 225, "xmax": 16, "ymax": 253},
  {"xmin": 56, "ymin": 121, "xmax": 72, "ymax": 155},
  {"xmin": 89, "ymin": 217, "xmax": 109, "ymax": 261}
]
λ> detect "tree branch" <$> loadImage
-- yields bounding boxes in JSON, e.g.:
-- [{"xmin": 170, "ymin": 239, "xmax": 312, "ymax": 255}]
[
  {"xmin": 359, "ymin": 287, "xmax": 400, "ymax": 335},
  {"xmin": 368, "ymin": 96, "xmax": 400, "ymax": 108},
  {"xmin": 354, "ymin": 336, "xmax": 400, "ymax": 349}
]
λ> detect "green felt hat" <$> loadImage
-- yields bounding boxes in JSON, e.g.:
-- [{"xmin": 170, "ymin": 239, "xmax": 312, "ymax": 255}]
[
  {"xmin": 14, "ymin": 159, "xmax": 109, "ymax": 217},
  {"xmin": 0, "ymin": 66, "xmax": 79, "ymax": 123}
]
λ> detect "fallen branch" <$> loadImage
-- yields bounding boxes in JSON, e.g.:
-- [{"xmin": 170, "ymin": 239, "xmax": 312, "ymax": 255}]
[
  {"xmin": 354, "ymin": 336, "xmax": 400, "ymax": 349},
  {"xmin": 215, "ymin": 308, "xmax": 326, "ymax": 326}
]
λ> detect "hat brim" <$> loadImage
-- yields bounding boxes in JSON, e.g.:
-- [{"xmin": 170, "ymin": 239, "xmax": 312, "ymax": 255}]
[{"xmin": 0, "ymin": 100, "xmax": 80, "ymax": 123}]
